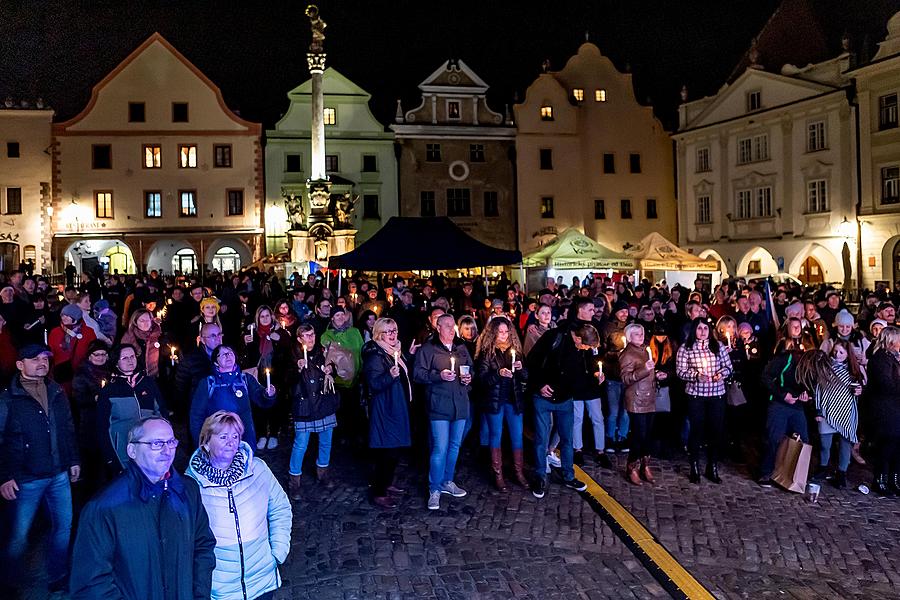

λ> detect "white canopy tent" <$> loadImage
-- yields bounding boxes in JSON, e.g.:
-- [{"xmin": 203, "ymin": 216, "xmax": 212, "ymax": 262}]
[
  {"xmin": 522, "ymin": 228, "xmax": 636, "ymax": 289},
  {"xmin": 624, "ymin": 232, "xmax": 722, "ymax": 287}
]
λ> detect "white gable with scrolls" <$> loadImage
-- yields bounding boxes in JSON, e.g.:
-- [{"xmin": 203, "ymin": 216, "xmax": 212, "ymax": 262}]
[{"xmin": 684, "ymin": 69, "xmax": 836, "ymax": 130}]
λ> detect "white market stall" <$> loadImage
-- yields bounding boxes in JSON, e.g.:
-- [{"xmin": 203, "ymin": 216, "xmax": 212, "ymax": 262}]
[
  {"xmin": 624, "ymin": 232, "xmax": 723, "ymax": 289},
  {"xmin": 522, "ymin": 228, "xmax": 636, "ymax": 290}
]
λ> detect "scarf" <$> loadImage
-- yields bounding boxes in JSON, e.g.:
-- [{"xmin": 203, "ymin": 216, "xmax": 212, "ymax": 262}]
[
  {"xmin": 257, "ymin": 323, "xmax": 274, "ymax": 363},
  {"xmin": 190, "ymin": 447, "xmax": 246, "ymax": 487},
  {"xmin": 375, "ymin": 339, "xmax": 412, "ymax": 401}
]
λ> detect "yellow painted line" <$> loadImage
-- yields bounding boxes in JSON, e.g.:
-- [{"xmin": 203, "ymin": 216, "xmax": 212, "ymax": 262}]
[{"xmin": 574, "ymin": 464, "xmax": 716, "ymax": 600}]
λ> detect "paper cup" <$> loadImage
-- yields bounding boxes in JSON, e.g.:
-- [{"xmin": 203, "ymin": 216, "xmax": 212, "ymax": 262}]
[
  {"xmin": 806, "ymin": 482, "xmax": 820, "ymax": 503},
  {"xmin": 459, "ymin": 365, "xmax": 471, "ymax": 376}
]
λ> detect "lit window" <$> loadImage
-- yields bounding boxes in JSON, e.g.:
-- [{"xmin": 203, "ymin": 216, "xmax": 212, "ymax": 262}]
[
  {"xmin": 595, "ymin": 89, "xmax": 607, "ymax": 102},
  {"xmin": 145, "ymin": 191, "xmax": 162, "ymax": 218},
  {"xmin": 179, "ymin": 190, "xmax": 197, "ymax": 217},
  {"xmin": 143, "ymin": 145, "xmax": 161, "ymax": 168},
  {"xmin": 179, "ymin": 145, "xmax": 197, "ymax": 168},
  {"xmin": 447, "ymin": 101, "xmax": 461, "ymax": 120},
  {"xmin": 95, "ymin": 191, "xmax": 113, "ymax": 219},
  {"xmin": 573, "ymin": 88, "xmax": 584, "ymax": 102},
  {"xmin": 323, "ymin": 107, "xmax": 336, "ymax": 125},
  {"xmin": 540, "ymin": 106, "xmax": 553, "ymax": 120},
  {"xmin": 540, "ymin": 197, "xmax": 554, "ymax": 219}
]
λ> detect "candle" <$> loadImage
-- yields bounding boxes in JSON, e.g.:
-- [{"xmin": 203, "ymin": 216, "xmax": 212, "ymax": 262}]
[
  {"xmin": 265, "ymin": 368, "xmax": 271, "ymax": 388},
  {"xmin": 450, "ymin": 356, "xmax": 456, "ymax": 373},
  {"xmin": 511, "ymin": 349, "xmax": 517, "ymax": 371},
  {"xmin": 598, "ymin": 360, "xmax": 604, "ymax": 377},
  {"xmin": 393, "ymin": 351, "xmax": 399, "ymax": 367},
  {"xmin": 454, "ymin": 325, "xmax": 460, "ymax": 338},
  {"xmin": 303, "ymin": 345, "xmax": 308, "ymax": 367},
  {"xmin": 646, "ymin": 347, "xmax": 653, "ymax": 361},
  {"xmin": 726, "ymin": 331, "xmax": 731, "ymax": 348},
  {"xmin": 170, "ymin": 346, "xmax": 177, "ymax": 366},
  {"xmin": 700, "ymin": 357, "xmax": 709, "ymax": 376},
  {"xmin": 101, "ymin": 378, "xmax": 107, "ymax": 388},
  {"xmin": 43, "ymin": 329, "xmax": 48, "ymax": 345}
]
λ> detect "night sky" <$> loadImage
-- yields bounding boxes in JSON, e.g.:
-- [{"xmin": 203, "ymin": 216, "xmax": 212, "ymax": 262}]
[{"xmin": 1, "ymin": 0, "xmax": 898, "ymax": 131}]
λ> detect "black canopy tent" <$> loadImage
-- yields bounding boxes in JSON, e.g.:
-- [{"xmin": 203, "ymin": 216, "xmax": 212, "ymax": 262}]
[{"xmin": 327, "ymin": 217, "xmax": 522, "ymax": 271}]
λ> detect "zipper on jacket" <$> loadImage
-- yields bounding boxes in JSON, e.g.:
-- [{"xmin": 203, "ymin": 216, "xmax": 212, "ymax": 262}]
[{"xmin": 228, "ymin": 488, "xmax": 248, "ymax": 600}]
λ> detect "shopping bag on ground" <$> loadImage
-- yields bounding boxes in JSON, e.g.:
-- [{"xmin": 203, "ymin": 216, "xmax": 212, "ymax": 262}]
[{"xmin": 772, "ymin": 434, "xmax": 812, "ymax": 493}]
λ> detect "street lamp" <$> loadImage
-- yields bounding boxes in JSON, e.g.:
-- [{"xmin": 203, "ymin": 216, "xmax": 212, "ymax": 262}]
[{"xmin": 838, "ymin": 216, "xmax": 854, "ymax": 239}]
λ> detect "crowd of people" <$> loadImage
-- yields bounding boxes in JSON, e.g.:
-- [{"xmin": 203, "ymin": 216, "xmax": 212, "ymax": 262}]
[{"xmin": 1, "ymin": 265, "xmax": 900, "ymax": 598}]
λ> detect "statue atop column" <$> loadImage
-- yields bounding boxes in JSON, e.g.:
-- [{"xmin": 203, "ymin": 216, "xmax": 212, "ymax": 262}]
[{"xmin": 306, "ymin": 5, "xmax": 327, "ymax": 53}]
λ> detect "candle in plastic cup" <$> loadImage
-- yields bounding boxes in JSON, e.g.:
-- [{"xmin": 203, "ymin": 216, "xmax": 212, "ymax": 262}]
[
  {"xmin": 459, "ymin": 364, "xmax": 471, "ymax": 377},
  {"xmin": 806, "ymin": 482, "xmax": 820, "ymax": 502}
]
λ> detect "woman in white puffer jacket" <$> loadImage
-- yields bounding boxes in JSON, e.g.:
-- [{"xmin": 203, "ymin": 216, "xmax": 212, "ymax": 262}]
[{"xmin": 186, "ymin": 411, "xmax": 292, "ymax": 600}]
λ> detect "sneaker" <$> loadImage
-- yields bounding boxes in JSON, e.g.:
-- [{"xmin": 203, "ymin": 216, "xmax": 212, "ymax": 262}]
[
  {"xmin": 757, "ymin": 478, "xmax": 774, "ymax": 488},
  {"xmin": 531, "ymin": 478, "xmax": 546, "ymax": 499},
  {"xmin": 596, "ymin": 452, "xmax": 613, "ymax": 469},
  {"xmin": 617, "ymin": 441, "xmax": 630, "ymax": 454},
  {"xmin": 256, "ymin": 436, "xmax": 268, "ymax": 451},
  {"xmin": 573, "ymin": 450, "xmax": 584, "ymax": 466},
  {"xmin": 427, "ymin": 491, "xmax": 441, "ymax": 510},
  {"xmin": 267, "ymin": 436, "xmax": 278, "ymax": 450},
  {"xmin": 563, "ymin": 477, "xmax": 588, "ymax": 492},
  {"xmin": 547, "ymin": 452, "xmax": 562, "ymax": 468},
  {"xmin": 440, "ymin": 481, "xmax": 467, "ymax": 497}
]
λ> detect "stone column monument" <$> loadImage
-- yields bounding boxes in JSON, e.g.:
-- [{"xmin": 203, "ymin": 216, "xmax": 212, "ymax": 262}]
[{"xmin": 287, "ymin": 4, "xmax": 357, "ymax": 268}]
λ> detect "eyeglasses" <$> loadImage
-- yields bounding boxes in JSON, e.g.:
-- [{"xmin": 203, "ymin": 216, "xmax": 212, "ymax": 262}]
[
  {"xmin": 383, "ymin": 329, "xmax": 398, "ymax": 334},
  {"xmin": 132, "ymin": 438, "xmax": 179, "ymax": 451}
]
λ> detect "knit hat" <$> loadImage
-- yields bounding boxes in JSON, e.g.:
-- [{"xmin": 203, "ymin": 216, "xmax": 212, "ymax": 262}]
[
  {"xmin": 61, "ymin": 303, "xmax": 82, "ymax": 321},
  {"xmin": 93, "ymin": 299, "xmax": 110, "ymax": 313},
  {"xmin": 871, "ymin": 319, "xmax": 888, "ymax": 332},
  {"xmin": 612, "ymin": 300, "xmax": 629, "ymax": 314},
  {"xmin": 833, "ymin": 309, "xmax": 854, "ymax": 327}
]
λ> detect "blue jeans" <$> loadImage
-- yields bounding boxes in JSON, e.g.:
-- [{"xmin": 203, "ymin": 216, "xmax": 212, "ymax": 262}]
[
  {"xmin": 533, "ymin": 395, "xmax": 574, "ymax": 481},
  {"xmin": 761, "ymin": 403, "xmax": 809, "ymax": 477},
  {"xmin": 4, "ymin": 471, "xmax": 72, "ymax": 585},
  {"xmin": 820, "ymin": 432, "xmax": 852, "ymax": 472},
  {"xmin": 605, "ymin": 381, "xmax": 629, "ymax": 442},
  {"xmin": 289, "ymin": 426, "xmax": 334, "ymax": 475},
  {"xmin": 485, "ymin": 404, "xmax": 524, "ymax": 450},
  {"xmin": 574, "ymin": 398, "xmax": 605, "ymax": 451},
  {"xmin": 429, "ymin": 419, "xmax": 466, "ymax": 493}
]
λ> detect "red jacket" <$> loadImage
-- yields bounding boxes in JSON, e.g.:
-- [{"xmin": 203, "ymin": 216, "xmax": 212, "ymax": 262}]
[{"xmin": 48, "ymin": 324, "xmax": 97, "ymax": 386}]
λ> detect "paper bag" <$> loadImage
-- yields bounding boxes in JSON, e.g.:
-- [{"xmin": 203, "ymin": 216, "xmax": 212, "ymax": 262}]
[{"xmin": 772, "ymin": 434, "xmax": 812, "ymax": 493}]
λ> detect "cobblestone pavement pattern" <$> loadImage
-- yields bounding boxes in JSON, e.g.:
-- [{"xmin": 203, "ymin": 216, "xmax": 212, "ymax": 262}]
[{"xmin": 20, "ymin": 440, "xmax": 900, "ymax": 599}]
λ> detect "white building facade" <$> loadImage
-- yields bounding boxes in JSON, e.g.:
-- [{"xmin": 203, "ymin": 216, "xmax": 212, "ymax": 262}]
[
  {"xmin": 0, "ymin": 102, "xmax": 53, "ymax": 273},
  {"xmin": 674, "ymin": 56, "xmax": 858, "ymax": 286},
  {"xmin": 51, "ymin": 33, "xmax": 264, "ymax": 276},
  {"xmin": 850, "ymin": 12, "xmax": 900, "ymax": 290}
]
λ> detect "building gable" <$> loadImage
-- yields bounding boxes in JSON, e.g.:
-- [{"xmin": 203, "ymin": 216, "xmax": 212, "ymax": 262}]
[
  {"xmin": 55, "ymin": 33, "xmax": 259, "ymax": 134},
  {"xmin": 418, "ymin": 59, "xmax": 489, "ymax": 93},
  {"xmin": 683, "ymin": 68, "xmax": 836, "ymax": 131}
]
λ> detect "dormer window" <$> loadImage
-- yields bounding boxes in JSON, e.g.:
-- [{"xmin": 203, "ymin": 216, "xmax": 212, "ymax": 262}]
[
  {"xmin": 447, "ymin": 100, "xmax": 461, "ymax": 120},
  {"xmin": 595, "ymin": 89, "xmax": 607, "ymax": 102},
  {"xmin": 573, "ymin": 88, "xmax": 584, "ymax": 102},
  {"xmin": 540, "ymin": 105, "xmax": 553, "ymax": 121},
  {"xmin": 323, "ymin": 107, "xmax": 336, "ymax": 125},
  {"xmin": 746, "ymin": 90, "xmax": 761, "ymax": 112}
]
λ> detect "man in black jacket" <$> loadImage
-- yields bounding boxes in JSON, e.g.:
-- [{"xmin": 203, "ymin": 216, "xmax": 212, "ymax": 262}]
[
  {"xmin": 0, "ymin": 344, "xmax": 80, "ymax": 596},
  {"xmin": 70, "ymin": 416, "xmax": 216, "ymax": 599},
  {"xmin": 173, "ymin": 323, "xmax": 221, "ymax": 415},
  {"xmin": 526, "ymin": 324, "xmax": 600, "ymax": 498}
]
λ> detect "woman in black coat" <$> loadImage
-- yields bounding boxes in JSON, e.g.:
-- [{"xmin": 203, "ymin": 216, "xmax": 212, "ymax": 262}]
[
  {"xmin": 864, "ymin": 326, "xmax": 900, "ymax": 496},
  {"xmin": 475, "ymin": 316, "xmax": 528, "ymax": 491},
  {"xmin": 361, "ymin": 318, "xmax": 412, "ymax": 509}
]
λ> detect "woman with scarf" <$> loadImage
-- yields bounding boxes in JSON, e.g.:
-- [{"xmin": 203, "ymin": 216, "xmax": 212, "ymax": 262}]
[
  {"xmin": 120, "ymin": 308, "xmax": 163, "ymax": 378},
  {"xmin": 190, "ymin": 345, "xmax": 277, "ymax": 449},
  {"xmin": 241, "ymin": 305, "xmax": 291, "ymax": 451},
  {"xmin": 287, "ymin": 323, "xmax": 340, "ymax": 500},
  {"xmin": 798, "ymin": 344, "xmax": 862, "ymax": 489},
  {"xmin": 192, "ymin": 297, "xmax": 223, "ymax": 342},
  {"xmin": 49, "ymin": 303, "xmax": 98, "ymax": 395},
  {"xmin": 820, "ymin": 309, "xmax": 870, "ymax": 380},
  {"xmin": 865, "ymin": 326, "xmax": 900, "ymax": 496},
  {"xmin": 356, "ymin": 309, "xmax": 377, "ymax": 344},
  {"xmin": 475, "ymin": 316, "xmax": 528, "ymax": 491},
  {"xmin": 361, "ymin": 318, "xmax": 412, "ymax": 508},
  {"xmin": 186, "ymin": 411, "xmax": 291, "ymax": 600},
  {"xmin": 96, "ymin": 344, "xmax": 166, "ymax": 474}
]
